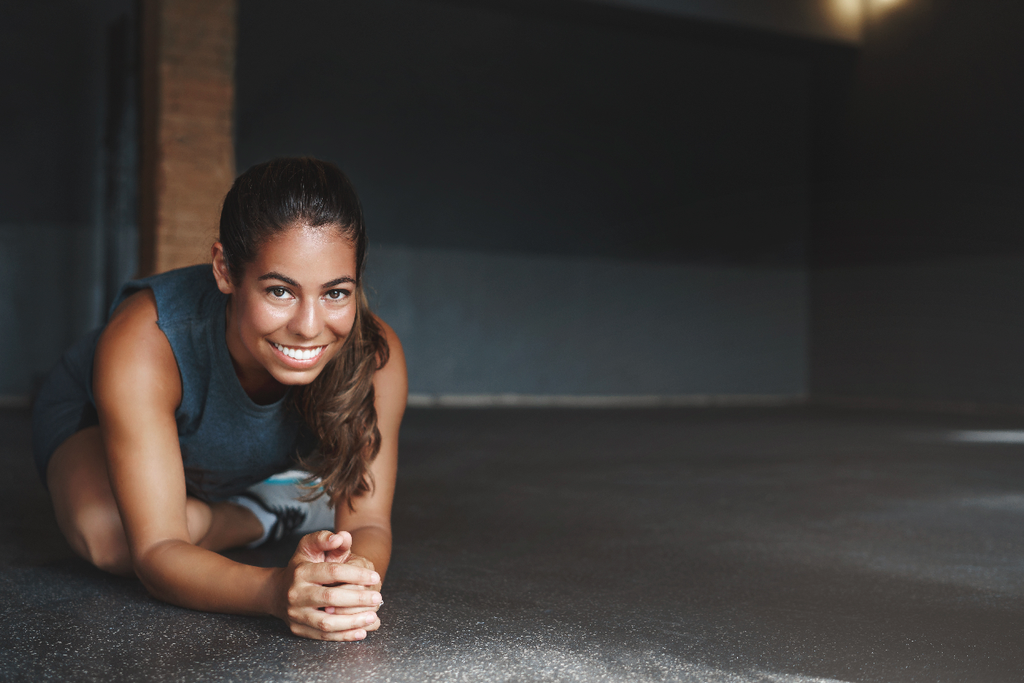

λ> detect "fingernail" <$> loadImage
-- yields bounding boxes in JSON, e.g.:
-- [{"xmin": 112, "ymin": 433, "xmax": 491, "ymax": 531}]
[
  {"xmin": 371, "ymin": 593, "xmax": 382, "ymax": 605},
  {"xmin": 370, "ymin": 573, "xmax": 380, "ymax": 584},
  {"xmin": 364, "ymin": 613, "xmax": 376, "ymax": 624}
]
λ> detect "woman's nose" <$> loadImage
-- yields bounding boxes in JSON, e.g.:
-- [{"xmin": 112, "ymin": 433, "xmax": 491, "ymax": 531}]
[{"xmin": 288, "ymin": 297, "xmax": 324, "ymax": 339}]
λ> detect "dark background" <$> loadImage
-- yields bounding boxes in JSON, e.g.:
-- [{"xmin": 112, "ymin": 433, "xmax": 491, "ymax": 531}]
[
  {"xmin": 236, "ymin": 0, "xmax": 817, "ymax": 266},
  {"xmin": 2, "ymin": 0, "xmax": 1022, "ymax": 405}
]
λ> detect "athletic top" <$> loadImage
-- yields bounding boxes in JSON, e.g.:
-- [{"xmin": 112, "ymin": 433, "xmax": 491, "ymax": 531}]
[{"xmin": 32, "ymin": 265, "xmax": 314, "ymax": 501}]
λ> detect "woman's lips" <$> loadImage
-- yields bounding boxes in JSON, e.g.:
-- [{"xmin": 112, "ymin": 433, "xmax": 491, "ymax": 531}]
[{"xmin": 271, "ymin": 342, "xmax": 326, "ymax": 364}]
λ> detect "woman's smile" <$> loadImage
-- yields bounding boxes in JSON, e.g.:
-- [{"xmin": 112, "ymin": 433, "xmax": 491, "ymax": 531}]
[{"xmin": 271, "ymin": 342, "xmax": 327, "ymax": 365}]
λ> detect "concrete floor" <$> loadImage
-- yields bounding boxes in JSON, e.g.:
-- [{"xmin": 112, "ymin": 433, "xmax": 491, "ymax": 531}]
[{"xmin": 3, "ymin": 406, "xmax": 1024, "ymax": 682}]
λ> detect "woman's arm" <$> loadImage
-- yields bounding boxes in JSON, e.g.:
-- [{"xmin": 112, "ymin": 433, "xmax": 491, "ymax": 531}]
[
  {"xmin": 336, "ymin": 319, "xmax": 408, "ymax": 583},
  {"xmin": 94, "ymin": 291, "xmax": 381, "ymax": 640}
]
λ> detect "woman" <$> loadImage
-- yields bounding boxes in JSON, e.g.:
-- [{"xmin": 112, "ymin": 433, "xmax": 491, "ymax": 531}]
[{"xmin": 31, "ymin": 158, "xmax": 407, "ymax": 641}]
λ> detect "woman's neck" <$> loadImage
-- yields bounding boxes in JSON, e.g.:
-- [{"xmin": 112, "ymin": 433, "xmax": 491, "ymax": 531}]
[{"xmin": 231, "ymin": 356, "xmax": 288, "ymax": 405}]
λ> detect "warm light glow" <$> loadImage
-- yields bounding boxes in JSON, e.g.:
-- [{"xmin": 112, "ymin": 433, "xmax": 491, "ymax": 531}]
[
  {"xmin": 869, "ymin": 0, "xmax": 908, "ymax": 15},
  {"xmin": 832, "ymin": 0, "xmax": 863, "ymax": 23},
  {"xmin": 829, "ymin": 0, "xmax": 911, "ymax": 40},
  {"xmin": 829, "ymin": 0, "xmax": 864, "ymax": 39}
]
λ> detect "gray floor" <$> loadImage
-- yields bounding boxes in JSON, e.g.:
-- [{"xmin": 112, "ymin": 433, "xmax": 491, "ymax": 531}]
[{"xmin": 3, "ymin": 406, "xmax": 1024, "ymax": 682}]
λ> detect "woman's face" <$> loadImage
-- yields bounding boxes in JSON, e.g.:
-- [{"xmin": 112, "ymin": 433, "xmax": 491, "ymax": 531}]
[{"xmin": 213, "ymin": 224, "xmax": 359, "ymax": 396}]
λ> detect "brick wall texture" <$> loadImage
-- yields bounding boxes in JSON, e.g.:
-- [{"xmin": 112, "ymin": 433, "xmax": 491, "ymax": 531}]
[{"xmin": 140, "ymin": 0, "xmax": 236, "ymax": 275}]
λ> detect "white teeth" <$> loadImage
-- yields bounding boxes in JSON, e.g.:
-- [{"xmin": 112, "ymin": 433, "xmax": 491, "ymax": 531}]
[{"xmin": 273, "ymin": 343, "xmax": 324, "ymax": 361}]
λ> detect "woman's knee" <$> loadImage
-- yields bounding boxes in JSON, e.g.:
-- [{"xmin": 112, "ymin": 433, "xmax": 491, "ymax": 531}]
[
  {"xmin": 185, "ymin": 497, "xmax": 213, "ymax": 545},
  {"xmin": 46, "ymin": 427, "xmax": 133, "ymax": 576},
  {"xmin": 68, "ymin": 504, "xmax": 133, "ymax": 576}
]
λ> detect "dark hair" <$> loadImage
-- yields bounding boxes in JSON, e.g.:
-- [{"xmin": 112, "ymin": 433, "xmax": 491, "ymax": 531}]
[{"xmin": 220, "ymin": 157, "xmax": 389, "ymax": 510}]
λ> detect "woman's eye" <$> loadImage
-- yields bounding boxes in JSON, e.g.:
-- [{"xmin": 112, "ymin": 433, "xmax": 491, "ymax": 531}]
[
  {"xmin": 326, "ymin": 289, "xmax": 350, "ymax": 301},
  {"xmin": 267, "ymin": 286, "xmax": 289, "ymax": 298}
]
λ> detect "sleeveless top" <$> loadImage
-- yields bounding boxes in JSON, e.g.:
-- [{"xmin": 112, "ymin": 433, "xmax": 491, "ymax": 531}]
[{"xmin": 34, "ymin": 265, "xmax": 314, "ymax": 501}]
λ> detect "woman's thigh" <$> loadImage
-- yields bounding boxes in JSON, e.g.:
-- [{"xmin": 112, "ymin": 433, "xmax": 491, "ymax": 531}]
[
  {"xmin": 45, "ymin": 428, "xmax": 248, "ymax": 570},
  {"xmin": 46, "ymin": 426, "xmax": 135, "ymax": 576}
]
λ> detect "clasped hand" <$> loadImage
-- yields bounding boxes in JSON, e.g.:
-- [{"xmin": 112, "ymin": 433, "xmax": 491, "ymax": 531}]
[{"xmin": 274, "ymin": 530, "xmax": 382, "ymax": 641}]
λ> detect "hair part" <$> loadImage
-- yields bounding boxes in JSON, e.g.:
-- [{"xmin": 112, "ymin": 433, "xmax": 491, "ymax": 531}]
[{"xmin": 219, "ymin": 158, "xmax": 389, "ymax": 510}]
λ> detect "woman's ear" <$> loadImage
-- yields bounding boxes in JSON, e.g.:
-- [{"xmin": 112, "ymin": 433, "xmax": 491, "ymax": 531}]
[{"xmin": 211, "ymin": 242, "xmax": 235, "ymax": 294}]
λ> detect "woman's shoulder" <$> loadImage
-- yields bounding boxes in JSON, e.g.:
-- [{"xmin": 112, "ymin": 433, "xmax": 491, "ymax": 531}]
[
  {"xmin": 373, "ymin": 316, "xmax": 400, "ymax": 344},
  {"xmin": 96, "ymin": 288, "xmax": 183, "ymax": 410},
  {"xmin": 108, "ymin": 265, "xmax": 218, "ymax": 324},
  {"xmin": 108, "ymin": 284, "xmax": 158, "ymax": 325},
  {"xmin": 371, "ymin": 316, "xmax": 407, "ymax": 412}
]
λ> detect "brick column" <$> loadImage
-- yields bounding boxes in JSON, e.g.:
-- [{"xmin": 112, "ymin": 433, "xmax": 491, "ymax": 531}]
[{"xmin": 139, "ymin": 0, "xmax": 236, "ymax": 276}]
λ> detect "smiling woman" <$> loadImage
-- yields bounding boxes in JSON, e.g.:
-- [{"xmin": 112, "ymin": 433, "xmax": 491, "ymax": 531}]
[{"xmin": 30, "ymin": 158, "xmax": 408, "ymax": 641}]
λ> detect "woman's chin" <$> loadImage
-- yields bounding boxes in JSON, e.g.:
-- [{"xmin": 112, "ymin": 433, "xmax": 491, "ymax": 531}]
[{"xmin": 269, "ymin": 364, "xmax": 326, "ymax": 387}]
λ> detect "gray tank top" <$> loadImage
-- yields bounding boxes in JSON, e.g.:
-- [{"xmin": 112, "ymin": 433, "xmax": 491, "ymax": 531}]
[{"xmin": 105, "ymin": 265, "xmax": 312, "ymax": 500}]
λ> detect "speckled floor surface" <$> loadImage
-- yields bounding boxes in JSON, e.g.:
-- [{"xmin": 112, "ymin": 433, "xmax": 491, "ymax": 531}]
[{"xmin": 3, "ymin": 406, "xmax": 1024, "ymax": 682}]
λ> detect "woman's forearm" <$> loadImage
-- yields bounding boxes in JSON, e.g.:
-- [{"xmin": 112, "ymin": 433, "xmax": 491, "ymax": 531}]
[
  {"xmin": 348, "ymin": 525, "xmax": 392, "ymax": 585},
  {"xmin": 136, "ymin": 539, "xmax": 282, "ymax": 618}
]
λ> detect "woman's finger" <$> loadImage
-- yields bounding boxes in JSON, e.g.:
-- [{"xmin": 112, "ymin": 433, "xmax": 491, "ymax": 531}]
[
  {"xmin": 289, "ymin": 623, "xmax": 370, "ymax": 642},
  {"xmin": 314, "ymin": 586, "xmax": 382, "ymax": 609},
  {"xmin": 343, "ymin": 553, "xmax": 374, "ymax": 571},
  {"xmin": 324, "ymin": 546, "xmax": 351, "ymax": 563},
  {"xmin": 324, "ymin": 587, "xmax": 382, "ymax": 614},
  {"xmin": 324, "ymin": 600, "xmax": 382, "ymax": 615},
  {"xmin": 298, "ymin": 560, "xmax": 379, "ymax": 587},
  {"xmin": 288, "ymin": 608, "xmax": 379, "ymax": 638},
  {"xmin": 363, "ymin": 613, "xmax": 381, "ymax": 632},
  {"xmin": 289, "ymin": 579, "xmax": 381, "ymax": 610},
  {"xmin": 292, "ymin": 531, "xmax": 352, "ymax": 564}
]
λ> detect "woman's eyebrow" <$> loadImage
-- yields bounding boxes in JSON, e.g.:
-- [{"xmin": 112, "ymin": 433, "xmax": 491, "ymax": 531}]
[
  {"xmin": 257, "ymin": 272, "xmax": 355, "ymax": 289},
  {"xmin": 257, "ymin": 271, "xmax": 299, "ymax": 287}
]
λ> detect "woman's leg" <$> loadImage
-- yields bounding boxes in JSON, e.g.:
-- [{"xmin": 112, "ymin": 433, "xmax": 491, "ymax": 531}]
[
  {"xmin": 46, "ymin": 426, "xmax": 264, "ymax": 576},
  {"xmin": 196, "ymin": 500, "xmax": 265, "ymax": 551}
]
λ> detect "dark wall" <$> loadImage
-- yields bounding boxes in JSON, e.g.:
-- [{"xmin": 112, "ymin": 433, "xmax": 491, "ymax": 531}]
[
  {"xmin": 813, "ymin": 0, "xmax": 1024, "ymax": 266},
  {"xmin": 0, "ymin": 0, "xmax": 135, "ymax": 399},
  {"xmin": 237, "ymin": 0, "xmax": 823, "ymax": 397},
  {"xmin": 0, "ymin": 0, "xmax": 855, "ymax": 400},
  {"xmin": 810, "ymin": 0, "xmax": 1024, "ymax": 406},
  {"xmin": 237, "ymin": 0, "xmax": 818, "ymax": 267},
  {"xmin": 0, "ymin": 3, "xmax": 96, "ymax": 226},
  {"xmin": 591, "ymin": 0, "xmax": 859, "ymax": 42}
]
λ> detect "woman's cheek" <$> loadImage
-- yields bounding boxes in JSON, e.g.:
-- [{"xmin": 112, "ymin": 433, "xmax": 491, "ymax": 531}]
[
  {"xmin": 332, "ymin": 308, "xmax": 357, "ymax": 336},
  {"xmin": 257, "ymin": 304, "xmax": 293, "ymax": 331}
]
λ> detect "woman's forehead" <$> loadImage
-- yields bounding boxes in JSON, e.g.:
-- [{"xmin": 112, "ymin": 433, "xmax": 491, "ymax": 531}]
[{"xmin": 250, "ymin": 225, "xmax": 358, "ymax": 277}]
